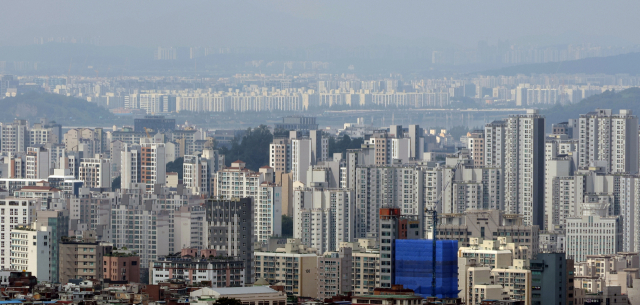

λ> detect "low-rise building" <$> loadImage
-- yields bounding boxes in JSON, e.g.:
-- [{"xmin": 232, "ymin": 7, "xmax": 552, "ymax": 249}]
[
  {"xmin": 573, "ymin": 253, "xmax": 639, "ymax": 297},
  {"xmin": 103, "ymin": 249, "xmax": 141, "ymax": 283},
  {"xmin": 150, "ymin": 254, "xmax": 245, "ymax": 287},
  {"xmin": 459, "ymin": 238, "xmax": 533, "ymax": 305},
  {"xmin": 189, "ymin": 286, "xmax": 286, "ymax": 305},
  {"xmin": 351, "ymin": 287, "xmax": 423, "ymax": 305}
]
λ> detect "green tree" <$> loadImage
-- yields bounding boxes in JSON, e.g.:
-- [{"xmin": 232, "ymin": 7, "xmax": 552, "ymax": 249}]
[
  {"xmin": 328, "ymin": 135, "xmax": 364, "ymax": 156},
  {"xmin": 281, "ymin": 215, "xmax": 293, "ymax": 237},
  {"xmin": 213, "ymin": 297, "xmax": 242, "ymax": 305},
  {"xmin": 220, "ymin": 125, "xmax": 273, "ymax": 171},
  {"xmin": 111, "ymin": 176, "xmax": 121, "ymax": 191},
  {"xmin": 166, "ymin": 157, "xmax": 184, "ymax": 180}
]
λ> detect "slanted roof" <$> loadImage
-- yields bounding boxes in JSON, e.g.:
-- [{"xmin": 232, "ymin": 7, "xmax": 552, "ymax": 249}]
[{"xmin": 19, "ymin": 186, "xmax": 61, "ymax": 192}]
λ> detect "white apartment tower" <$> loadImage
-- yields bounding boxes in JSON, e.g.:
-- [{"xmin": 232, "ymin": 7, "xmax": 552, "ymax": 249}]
[
  {"xmin": 1, "ymin": 119, "xmax": 29, "ymax": 154},
  {"xmin": 291, "ymin": 139, "xmax": 312, "ymax": 184},
  {"xmin": 578, "ymin": 109, "xmax": 639, "ymax": 174},
  {"xmin": 10, "ymin": 224, "xmax": 51, "ymax": 282},
  {"xmin": 78, "ymin": 154, "xmax": 111, "ymax": 188},
  {"xmin": 121, "ymin": 143, "xmax": 166, "ymax": 190},
  {"xmin": 183, "ymin": 149, "xmax": 224, "ymax": 196},
  {"xmin": 25, "ymin": 146, "xmax": 50, "ymax": 180},
  {"xmin": 140, "ymin": 142, "xmax": 166, "ymax": 188},
  {"xmin": 294, "ymin": 188, "xmax": 355, "ymax": 254},
  {"xmin": 486, "ymin": 110, "xmax": 545, "ymax": 227},
  {"xmin": 215, "ymin": 161, "xmax": 282, "ymax": 243},
  {"xmin": 0, "ymin": 198, "xmax": 36, "ymax": 269},
  {"xmin": 121, "ymin": 144, "xmax": 141, "ymax": 189},
  {"xmin": 183, "ymin": 154, "xmax": 210, "ymax": 195}
]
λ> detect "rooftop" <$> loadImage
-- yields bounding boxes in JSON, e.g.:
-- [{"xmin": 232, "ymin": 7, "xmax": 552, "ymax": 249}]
[
  {"xmin": 355, "ymin": 295, "xmax": 422, "ymax": 299},
  {"xmin": 197, "ymin": 286, "xmax": 278, "ymax": 295}
]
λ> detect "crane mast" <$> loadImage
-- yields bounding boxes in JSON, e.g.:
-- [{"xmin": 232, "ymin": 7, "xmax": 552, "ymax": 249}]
[{"xmin": 425, "ymin": 161, "xmax": 460, "ymax": 297}]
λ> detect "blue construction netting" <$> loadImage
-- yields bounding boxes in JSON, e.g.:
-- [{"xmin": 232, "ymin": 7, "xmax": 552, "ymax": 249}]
[{"xmin": 395, "ymin": 239, "xmax": 459, "ymax": 299}]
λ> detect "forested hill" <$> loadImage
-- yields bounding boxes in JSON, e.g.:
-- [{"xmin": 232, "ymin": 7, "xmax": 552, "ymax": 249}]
[
  {"xmin": 479, "ymin": 52, "xmax": 640, "ymax": 76},
  {"xmin": 542, "ymin": 88, "xmax": 640, "ymax": 126},
  {"xmin": 0, "ymin": 92, "xmax": 118, "ymax": 125}
]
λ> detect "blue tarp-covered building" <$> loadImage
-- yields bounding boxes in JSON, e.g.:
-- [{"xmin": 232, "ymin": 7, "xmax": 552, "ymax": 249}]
[{"xmin": 395, "ymin": 239, "xmax": 459, "ymax": 298}]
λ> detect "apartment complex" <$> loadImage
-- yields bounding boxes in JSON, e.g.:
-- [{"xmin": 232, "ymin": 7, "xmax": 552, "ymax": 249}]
[{"xmin": 59, "ymin": 231, "xmax": 111, "ymax": 284}]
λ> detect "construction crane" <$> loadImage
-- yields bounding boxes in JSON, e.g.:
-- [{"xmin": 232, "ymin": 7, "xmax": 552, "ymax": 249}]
[
  {"xmin": 425, "ymin": 160, "xmax": 461, "ymax": 297},
  {"xmin": 144, "ymin": 127, "xmax": 152, "ymax": 138}
]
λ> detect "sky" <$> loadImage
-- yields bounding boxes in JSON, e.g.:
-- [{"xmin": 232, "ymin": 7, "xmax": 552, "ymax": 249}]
[{"xmin": 1, "ymin": 0, "xmax": 638, "ymax": 49}]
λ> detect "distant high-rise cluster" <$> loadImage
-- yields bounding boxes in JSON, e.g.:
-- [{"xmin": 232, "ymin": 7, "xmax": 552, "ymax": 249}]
[{"xmin": 0, "ymin": 78, "xmax": 640, "ymax": 303}]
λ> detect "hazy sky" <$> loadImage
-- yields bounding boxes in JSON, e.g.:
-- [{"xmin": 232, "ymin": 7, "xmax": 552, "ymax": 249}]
[{"xmin": 1, "ymin": 0, "xmax": 638, "ymax": 48}]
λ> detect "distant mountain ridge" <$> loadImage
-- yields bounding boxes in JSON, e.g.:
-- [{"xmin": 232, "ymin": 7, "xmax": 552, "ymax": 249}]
[
  {"xmin": 0, "ymin": 92, "xmax": 119, "ymax": 126},
  {"xmin": 542, "ymin": 88, "xmax": 640, "ymax": 126},
  {"xmin": 479, "ymin": 52, "xmax": 640, "ymax": 76}
]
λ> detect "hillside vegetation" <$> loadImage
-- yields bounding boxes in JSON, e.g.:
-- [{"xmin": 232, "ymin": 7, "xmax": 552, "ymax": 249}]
[
  {"xmin": 480, "ymin": 52, "xmax": 640, "ymax": 76},
  {"xmin": 0, "ymin": 92, "xmax": 119, "ymax": 125},
  {"xmin": 543, "ymin": 88, "xmax": 640, "ymax": 126}
]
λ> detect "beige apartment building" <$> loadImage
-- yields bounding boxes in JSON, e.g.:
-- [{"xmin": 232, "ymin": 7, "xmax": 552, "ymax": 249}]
[
  {"xmin": 59, "ymin": 230, "xmax": 111, "ymax": 284},
  {"xmin": 254, "ymin": 239, "xmax": 318, "ymax": 297}
]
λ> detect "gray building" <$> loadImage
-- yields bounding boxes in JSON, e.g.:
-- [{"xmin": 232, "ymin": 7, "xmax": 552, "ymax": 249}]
[
  {"xmin": 205, "ymin": 198, "xmax": 254, "ymax": 283},
  {"xmin": 275, "ymin": 116, "xmax": 318, "ymax": 131},
  {"xmin": 35, "ymin": 210, "xmax": 70, "ymax": 284},
  {"xmin": 530, "ymin": 253, "xmax": 574, "ymax": 305},
  {"xmin": 438, "ymin": 209, "xmax": 540, "ymax": 259},
  {"xmin": 134, "ymin": 115, "xmax": 176, "ymax": 133}
]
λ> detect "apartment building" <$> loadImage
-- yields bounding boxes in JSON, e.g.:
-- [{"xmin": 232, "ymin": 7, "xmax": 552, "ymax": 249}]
[
  {"xmin": 463, "ymin": 264, "xmax": 531, "ymax": 305},
  {"xmin": 1, "ymin": 119, "xmax": 29, "ymax": 153},
  {"xmin": 316, "ymin": 247, "xmax": 352, "ymax": 299},
  {"xmin": 293, "ymin": 187, "xmax": 355, "ymax": 254},
  {"xmin": 466, "ymin": 130, "xmax": 485, "ymax": 166},
  {"xmin": 379, "ymin": 208, "xmax": 421, "ymax": 288},
  {"xmin": 10, "ymin": 224, "xmax": 51, "ymax": 282},
  {"xmin": 530, "ymin": 253, "xmax": 574, "ymax": 305},
  {"xmin": 151, "ymin": 254, "xmax": 244, "ymax": 287},
  {"xmin": 205, "ymin": 198, "xmax": 254, "ymax": 283},
  {"xmin": 438, "ymin": 210, "xmax": 539, "ymax": 258},
  {"xmin": 103, "ymin": 250, "xmax": 141, "ymax": 283},
  {"xmin": 577, "ymin": 109, "xmax": 639, "ymax": 174},
  {"xmin": 25, "ymin": 146, "xmax": 50, "ymax": 179},
  {"xmin": 254, "ymin": 239, "xmax": 318, "ymax": 297},
  {"xmin": 59, "ymin": 231, "xmax": 111, "ymax": 284},
  {"xmin": 215, "ymin": 162, "xmax": 280, "ymax": 244},
  {"xmin": 183, "ymin": 149, "xmax": 224, "ymax": 196},
  {"xmin": 174, "ymin": 204, "xmax": 207, "ymax": 250},
  {"xmin": 573, "ymin": 252, "xmax": 639, "ymax": 297},
  {"xmin": 0, "ymin": 197, "xmax": 36, "ymax": 269},
  {"xmin": 566, "ymin": 202, "xmax": 623, "ymax": 262},
  {"xmin": 110, "ymin": 204, "xmax": 164, "ymax": 267},
  {"xmin": 78, "ymin": 154, "xmax": 111, "ymax": 189},
  {"xmin": 349, "ymin": 239, "xmax": 380, "ymax": 296}
]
